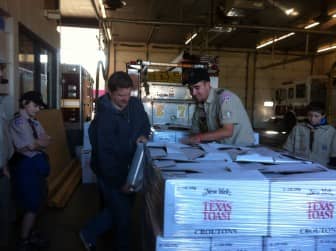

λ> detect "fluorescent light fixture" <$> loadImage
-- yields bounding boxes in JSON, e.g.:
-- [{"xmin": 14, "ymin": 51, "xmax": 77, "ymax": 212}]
[
  {"xmin": 265, "ymin": 130, "xmax": 279, "ymax": 135},
  {"xmin": 256, "ymin": 32, "xmax": 295, "ymax": 49},
  {"xmin": 264, "ymin": 101, "xmax": 274, "ymax": 107},
  {"xmin": 210, "ymin": 26, "xmax": 234, "ymax": 33},
  {"xmin": 99, "ymin": 0, "xmax": 106, "ymax": 18},
  {"xmin": 226, "ymin": 8, "xmax": 244, "ymax": 17},
  {"xmin": 185, "ymin": 32, "xmax": 198, "ymax": 45},
  {"xmin": 304, "ymin": 22, "xmax": 320, "ymax": 29},
  {"xmin": 147, "ymin": 68, "xmax": 160, "ymax": 72},
  {"xmin": 317, "ymin": 44, "xmax": 336, "ymax": 53},
  {"xmin": 267, "ymin": 0, "xmax": 299, "ymax": 16},
  {"xmin": 285, "ymin": 8, "xmax": 298, "ymax": 16},
  {"xmin": 107, "ymin": 28, "xmax": 112, "ymax": 40}
]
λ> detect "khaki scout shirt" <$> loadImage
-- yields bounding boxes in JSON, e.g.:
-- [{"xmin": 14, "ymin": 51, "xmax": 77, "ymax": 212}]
[
  {"xmin": 283, "ymin": 122, "xmax": 336, "ymax": 166},
  {"xmin": 192, "ymin": 88, "xmax": 254, "ymax": 146},
  {"xmin": 9, "ymin": 109, "xmax": 47, "ymax": 158},
  {"xmin": 0, "ymin": 113, "xmax": 14, "ymax": 168}
]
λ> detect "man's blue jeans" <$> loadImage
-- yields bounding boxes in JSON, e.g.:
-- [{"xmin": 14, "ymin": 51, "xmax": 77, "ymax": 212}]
[{"xmin": 81, "ymin": 178, "xmax": 134, "ymax": 251}]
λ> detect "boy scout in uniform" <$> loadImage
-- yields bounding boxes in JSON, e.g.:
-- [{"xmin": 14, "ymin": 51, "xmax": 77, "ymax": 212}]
[
  {"xmin": 9, "ymin": 91, "xmax": 51, "ymax": 251},
  {"xmin": 183, "ymin": 68, "xmax": 254, "ymax": 146},
  {"xmin": 283, "ymin": 101, "xmax": 336, "ymax": 167}
]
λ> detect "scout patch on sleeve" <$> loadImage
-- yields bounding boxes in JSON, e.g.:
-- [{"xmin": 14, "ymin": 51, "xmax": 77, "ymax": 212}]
[
  {"xmin": 14, "ymin": 117, "xmax": 24, "ymax": 126},
  {"xmin": 220, "ymin": 91, "xmax": 232, "ymax": 104},
  {"xmin": 223, "ymin": 110, "xmax": 233, "ymax": 120}
]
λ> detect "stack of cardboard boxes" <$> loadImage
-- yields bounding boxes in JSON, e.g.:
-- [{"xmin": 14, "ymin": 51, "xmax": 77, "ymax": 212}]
[{"xmin": 143, "ymin": 143, "xmax": 336, "ymax": 251}]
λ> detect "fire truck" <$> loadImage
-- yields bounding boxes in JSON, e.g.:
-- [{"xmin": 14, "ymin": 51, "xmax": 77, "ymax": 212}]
[{"xmin": 274, "ymin": 75, "xmax": 335, "ymax": 123}]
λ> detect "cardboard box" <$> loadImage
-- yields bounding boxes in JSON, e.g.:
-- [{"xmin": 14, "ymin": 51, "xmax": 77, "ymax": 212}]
[
  {"xmin": 152, "ymin": 130, "xmax": 189, "ymax": 143},
  {"xmin": 161, "ymin": 167, "xmax": 268, "ymax": 237},
  {"xmin": 156, "ymin": 236, "xmax": 210, "ymax": 251},
  {"xmin": 268, "ymin": 170, "xmax": 336, "ymax": 236},
  {"xmin": 83, "ymin": 121, "xmax": 91, "ymax": 150},
  {"xmin": 80, "ymin": 149, "xmax": 96, "ymax": 183},
  {"xmin": 316, "ymin": 236, "xmax": 336, "ymax": 250},
  {"xmin": 212, "ymin": 237, "xmax": 263, "ymax": 251},
  {"xmin": 263, "ymin": 236, "xmax": 315, "ymax": 251}
]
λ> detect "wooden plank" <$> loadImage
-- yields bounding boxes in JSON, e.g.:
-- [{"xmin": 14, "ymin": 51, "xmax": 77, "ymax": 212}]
[
  {"xmin": 36, "ymin": 109, "xmax": 71, "ymax": 183},
  {"xmin": 48, "ymin": 160, "xmax": 81, "ymax": 208}
]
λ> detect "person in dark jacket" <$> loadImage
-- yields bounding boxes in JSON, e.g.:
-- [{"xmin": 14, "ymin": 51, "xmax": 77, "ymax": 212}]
[
  {"xmin": 283, "ymin": 104, "xmax": 297, "ymax": 133},
  {"xmin": 80, "ymin": 71, "xmax": 150, "ymax": 251}
]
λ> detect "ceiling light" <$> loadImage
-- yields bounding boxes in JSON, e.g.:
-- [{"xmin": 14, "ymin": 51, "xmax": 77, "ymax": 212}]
[
  {"xmin": 210, "ymin": 26, "xmax": 235, "ymax": 33},
  {"xmin": 285, "ymin": 8, "xmax": 298, "ymax": 16},
  {"xmin": 304, "ymin": 22, "xmax": 320, "ymax": 29},
  {"xmin": 332, "ymin": 13, "xmax": 336, "ymax": 18},
  {"xmin": 147, "ymin": 68, "xmax": 160, "ymax": 72},
  {"xmin": 256, "ymin": 32, "xmax": 295, "ymax": 49},
  {"xmin": 264, "ymin": 101, "xmax": 274, "ymax": 107},
  {"xmin": 267, "ymin": 0, "xmax": 299, "ymax": 16},
  {"xmin": 317, "ymin": 44, "xmax": 336, "ymax": 53},
  {"xmin": 265, "ymin": 130, "xmax": 279, "ymax": 135},
  {"xmin": 107, "ymin": 28, "xmax": 112, "ymax": 40},
  {"xmin": 185, "ymin": 32, "xmax": 198, "ymax": 45},
  {"xmin": 226, "ymin": 8, "xmax": 244, "ymax": 17},
  {"xmin": 99, "ymin": 0, "xmax": 106, "ymax": 18}
]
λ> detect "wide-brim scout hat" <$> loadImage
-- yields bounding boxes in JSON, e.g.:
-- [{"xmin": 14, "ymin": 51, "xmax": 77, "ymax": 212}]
[
  {"xmin": 20, "ymin": 91, "xmax": 47, "ymax": 108},
  {"xmin": 183, "ymin": 68, "xmax": 210, "ymax": 86}
]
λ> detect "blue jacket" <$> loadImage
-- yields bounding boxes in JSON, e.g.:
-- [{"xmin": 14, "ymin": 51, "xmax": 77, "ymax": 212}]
[{"xmin": 89, "ymin": 93, "xmax": 150, "ymax": 188}]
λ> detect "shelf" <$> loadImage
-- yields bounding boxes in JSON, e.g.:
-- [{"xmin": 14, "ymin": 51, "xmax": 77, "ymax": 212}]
[
  {"xmin": 0, "ymin": 83, "xmax": 9, "ymax": 95},
  {"xmin": 143, "ymin": 98, "xmax": 194, "ymax": 104},
  {"xmin": 148, "ymin": 81, "xmax": 183, "ymax": 86}
]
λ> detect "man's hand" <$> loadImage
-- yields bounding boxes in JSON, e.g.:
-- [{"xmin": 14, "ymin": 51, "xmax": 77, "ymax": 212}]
[
  {"xmin": 136, "ymin": 136, "xmax": 148, "ymax": 143},
  {"xmin": 120, "ymin": 183, "xmax": 134, "ymax": 194},
  {"xmin": 2, "ymin": 165, "xmax": 10, "ymax": 178},
  {"xmin": 180, "ymin": 134, "xmax": 201, "ymax": 145}
]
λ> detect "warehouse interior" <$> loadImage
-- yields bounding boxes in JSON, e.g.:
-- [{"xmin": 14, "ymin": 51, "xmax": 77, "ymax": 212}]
[{"xmin": 1, "ymin": 0, "xmax": 336, "ymax": 250}]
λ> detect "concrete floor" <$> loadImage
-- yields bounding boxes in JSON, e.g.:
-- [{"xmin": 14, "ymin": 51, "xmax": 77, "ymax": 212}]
[{"xmin": 4, "ymin": 184, "xmax": 120, "ymax": 251}]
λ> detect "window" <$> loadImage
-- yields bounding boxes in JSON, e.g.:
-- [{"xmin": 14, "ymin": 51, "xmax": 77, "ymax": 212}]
[
  {"xmin": 288, "ymin": 88, "xmax": 294, "ymax": 99},
  {"xmin": 18, "ymin": 24, "xmax": 57, "ymax": 108},
  {"xmin": 295, "ymin": 83, "xmax": 306, "ymax": 98}
]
